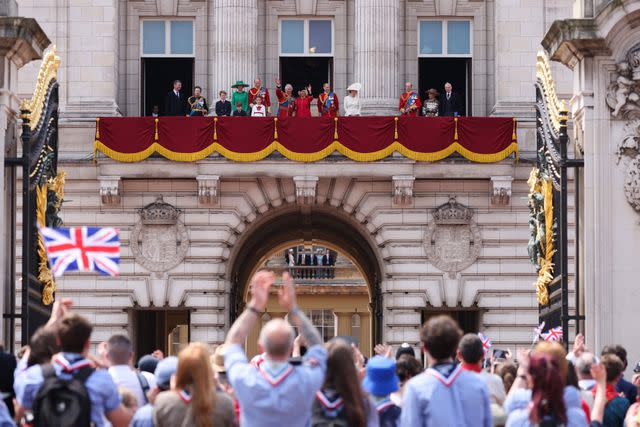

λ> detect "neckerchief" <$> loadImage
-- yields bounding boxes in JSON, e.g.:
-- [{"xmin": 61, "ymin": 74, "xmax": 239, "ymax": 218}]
[
  {"xmin": 53, "ymin": 353, "xmax": 92, "ymax": 373},
  {"xmin": 402, "ymin": 91, "xmax": 417, "ymax": 111},
  {"xmin": 178, "ymin": 389, "xmax": 192, "ymax": 404},
  {"xmin": 321, "ymin": 92, "xmax": 334, "ymax": 113},
  {"xmin": 375, "ymin": 397, "xmax": 395, "ymax": 414},
  {"xmin": 280, "ymin": 93, "xmax": 291, "ymax": 107},
  {"xmin": 316, "ymin": 389, "xmax": 344, "ymax": 418},
  {"xmin": 460, "ymin": 362, "xmax": 482, "ymax": 373},
  {"xmin": 425, "ymin": 362, "xmax": 462, "ymax": 387},
  {"xmin": 592, "ymin": 383, "xmax": 621, "ymax": 404},
  {"xmin": 258, "ymin": 360, "xmax": 294, "ymax": 387}
]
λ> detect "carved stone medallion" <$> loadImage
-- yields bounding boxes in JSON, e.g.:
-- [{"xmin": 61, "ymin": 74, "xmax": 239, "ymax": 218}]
[
  {"xmin": 425, "ymin": 198, "xmax": 482, "ymax": 277},
  {"xmin": 606, "ymin": 43, "xmax": 640, "ymax": 119},
  {"xmin": 616, "ymin": 120, "xmax": 640, "ymax": 212},
  {"xmin": 130, "ymin": 197, "xmax": 189, "ymax": 272}
]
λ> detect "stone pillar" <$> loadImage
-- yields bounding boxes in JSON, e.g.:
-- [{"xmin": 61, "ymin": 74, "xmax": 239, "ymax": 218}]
[
  {"xmin": 359, "ymin": 312, "xmax": 371, "ymax": 357},
  {"xmin": 335, "ymin": 312, "xmax": 352, "ymax": 337},
  {"xmin": 213, "ymin": 0, "xmax": 258, "ymax": 98},
  {"xmin": 353, "ymin": 0, "xmax": 399, "ymax": 115}
]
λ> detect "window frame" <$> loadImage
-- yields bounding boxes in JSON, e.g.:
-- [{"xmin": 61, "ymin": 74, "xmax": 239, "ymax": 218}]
[
  {"xmin": 418, "ymin": 18, "xmax": 473, "ymax": 58},
  {"xmin": 278, "ymin": 18, "xmax": 334, "ymax": 57},
  {"xmin": 140, "ymin": 18, "xmax": 195, "ymax": 58}
]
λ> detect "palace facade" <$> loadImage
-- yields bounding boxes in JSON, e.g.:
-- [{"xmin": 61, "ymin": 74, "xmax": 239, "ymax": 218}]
[{"xmin": 2, "ymin": 0, "xmax": 586, "ymax": 358}]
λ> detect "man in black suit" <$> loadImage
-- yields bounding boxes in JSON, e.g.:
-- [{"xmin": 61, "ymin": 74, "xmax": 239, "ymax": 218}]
[
  {"xmin": 439, "ymin": 82, "xmax": 463, "ymax": 117},
  {"xmin": 164, "ymin": 80, "xmax": 187, "ymax": 116}
]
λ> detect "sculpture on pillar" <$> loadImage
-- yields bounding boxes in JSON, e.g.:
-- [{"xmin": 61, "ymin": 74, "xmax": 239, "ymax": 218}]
[
  {"xmin": 606, "ymin": 43, "xmax": 640, "ymax": 119},
  {"xmin": 615, "ymin": 119, "xmax": 640, "ymax": 212}
]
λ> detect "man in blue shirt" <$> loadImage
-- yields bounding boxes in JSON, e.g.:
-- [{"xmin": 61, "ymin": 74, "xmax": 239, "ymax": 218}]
[
  {"xmin": 224, "ymin": 270, "xmax": 327, "ymax": 427},
  {"xmin": 14, "ymin": 313, "xmax": 132, "ymax": 427},
  {"xmin": 400, "ymin": 315, "xmax": 492, "ymax": 427},
  {"xmin": 131, "ymin": 356, "xmax": 178, "ymax": 427}
]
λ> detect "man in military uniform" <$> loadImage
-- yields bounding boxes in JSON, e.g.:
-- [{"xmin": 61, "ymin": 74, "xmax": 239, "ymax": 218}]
[
  {"xmin": 248, "ymin": 78, "xmax": 271, "ymax": 115},
  {"xmin": 399, "ymin": 82, "xmax": 421, "ymax": 117},
  {"xmin": 275, "ymin": 77, "xmax": 296, "ymax": 118},
  {"xmin": 317, "ymin": 83, "xmax": 339, "ymax": 117}
]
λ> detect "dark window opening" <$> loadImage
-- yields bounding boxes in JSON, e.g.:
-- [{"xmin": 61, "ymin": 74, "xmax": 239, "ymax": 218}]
[
  {"xmin": 141, "ymin": 58, "xmax": 194, "ymax": 117},
  {"xmin": 421, "ymin": 308, "xmax": 480, "ymax": 334},
  {"xmin": 279, "ymin": 57, "xmax": 333, "ymax": 98},
  {"xmin": 419, "ymin": 58, "xmax": 472, "ymax": 116}
]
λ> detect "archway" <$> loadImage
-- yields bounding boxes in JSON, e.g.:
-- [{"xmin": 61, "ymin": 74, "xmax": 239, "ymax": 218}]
[{"xmin": 226, "ymin": 205, "xmax": 384, "ymax": 354}]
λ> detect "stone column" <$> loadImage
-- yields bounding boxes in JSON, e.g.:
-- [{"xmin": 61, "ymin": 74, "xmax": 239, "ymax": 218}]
[
  {"xmin": 213, "ymin": 0, "xmax": 258, "ymax": 97},
  {"xmin": 353, "ymin": 0, "xmax": 399, "ymax": 115},
  {"xmin": 335, "ymin": 312, "xmax": 352, "ymax": 337}
]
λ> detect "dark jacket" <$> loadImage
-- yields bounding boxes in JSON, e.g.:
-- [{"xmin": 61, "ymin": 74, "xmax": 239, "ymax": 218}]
[
  {"xmin": 215, "ymin": 100, "xmax": 232, "ymax": 116},
  {"xmin": 164, "ymin": 90, "xmax": 187, "ymax": 116},
  {"xmin": 439, "ymin": 91, "xmax": 463, "ymax": 116},
  {"xmin": 232, "ymin": 109, "xmax": 247, "ymax": 117},
  {"xmin": 616, "ymin": 376, "xmax": 638, "ymax": 406}
]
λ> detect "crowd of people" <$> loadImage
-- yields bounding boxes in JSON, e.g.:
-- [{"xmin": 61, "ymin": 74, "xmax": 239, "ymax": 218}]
[
  {"xmin": 156, "ymin": 78, "xmax": 462, "ymax": 118},
  {"xmin": 0, "ymin": 270, "xmax": 639, "ymax": 427},
  {"xmin": 285, "ymin": 247, "xmax": 337, "ymax": 279}
]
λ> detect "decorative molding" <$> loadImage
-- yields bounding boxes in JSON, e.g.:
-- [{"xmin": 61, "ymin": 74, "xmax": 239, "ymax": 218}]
[
  {"xmin": 156, "ymin": 0, "xmax": 178, "ymax": 15},
  {"xmin": 392, "ymin": 175, "xmax": 415, "ymax": 206},
  {"xmin": 490, "ymin": 176, "xmax": 513, "ymax": 206},
  {"xmin": 425, "ymin": 198, "xmax": 481, "ymax": 277},
  {"xmin": 293, "ymin": 176, "xmax": 318, "ymax": 204},
  {"xmin": 606, "ymin": 43, "xmax": 640, "ymax": 119},
  {"xmin": 435, "ymin": 0, "xmax": 457, "ymax": 15},
  {"xmin": 131, "ymin": 197, "xmax": 189, "ymax": 273},
  {"xmin": 295, "ymin": 0, "xmax": 317, "ymax": 15},
  {"xmin": 98, "ymin": 175, "xmax": 121, "ymax": 206},
  {"xmin": 196, "ymin": 175, "xmax": 219, "ymax": 205},
  {"xmin": 616, "ymin": 120, "xmax": 640, "ymax": 211}
]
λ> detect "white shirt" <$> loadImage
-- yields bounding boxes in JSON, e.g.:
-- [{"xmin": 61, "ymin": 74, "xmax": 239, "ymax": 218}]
[
  {"xmin": 251, "ymin": 104, "xmax": 266, "ymax": 117},
  {"xmin": 344, "ymin": 95, "xmax": 361, "ymax": 116},
  {"xmin": 108, "ymin": 365, "xmax": 147, "ymax": 406}
]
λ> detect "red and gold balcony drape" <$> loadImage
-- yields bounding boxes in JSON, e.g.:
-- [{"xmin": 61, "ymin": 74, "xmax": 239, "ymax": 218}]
[{"xmin": 93, "ymin": 116, "xmax": 518, "ymax": 163}]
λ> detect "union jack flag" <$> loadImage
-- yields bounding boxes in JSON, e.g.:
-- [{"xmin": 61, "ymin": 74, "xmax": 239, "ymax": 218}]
[
  {"xmin": 40, "ymin": 227, "xmax": 120, "ymax": 277},
  {"xmin": 477, "ymin": 332, "xmax": 492, "ymax": 352},
  {"xmin": 540, "ymin": 326, "xmax": 563, "ymax": 342}
]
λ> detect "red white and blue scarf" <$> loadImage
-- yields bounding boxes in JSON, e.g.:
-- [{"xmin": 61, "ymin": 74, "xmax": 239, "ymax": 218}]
[{"xmin": 316, "ymin": 390, "xmax": 345, "ymax": 418}]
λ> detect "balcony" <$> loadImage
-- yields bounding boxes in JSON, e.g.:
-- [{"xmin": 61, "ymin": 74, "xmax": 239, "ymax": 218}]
[{"xmin": 93, "ymin": 116, "xmax": 518, "ymax": 164}]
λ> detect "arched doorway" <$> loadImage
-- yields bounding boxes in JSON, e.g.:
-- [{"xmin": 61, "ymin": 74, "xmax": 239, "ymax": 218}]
[{"xmin": 226, "ymin": 205, "xmax": 384, "ymax": 356}]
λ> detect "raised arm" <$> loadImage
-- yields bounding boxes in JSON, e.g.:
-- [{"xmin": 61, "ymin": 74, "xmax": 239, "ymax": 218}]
[
  {"xmin": 225, "ymin": 270, "xmax": 275, "ymax": 346},
  {"xmin": 279, "ymin": 272, "xmax": 322, "ymax": 347}
]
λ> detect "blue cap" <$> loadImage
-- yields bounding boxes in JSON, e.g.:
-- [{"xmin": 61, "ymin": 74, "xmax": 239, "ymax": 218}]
[
  {"xmin": 362, "ymin": 356, "xmax": 399, "ymax": 396},
  {"xmin": 138, "ymin": 354, "xmax": 159, "ymax": 374},
  {"xmin": 154, "ymin": 356, "xmax": 178, "ymax": 390}
]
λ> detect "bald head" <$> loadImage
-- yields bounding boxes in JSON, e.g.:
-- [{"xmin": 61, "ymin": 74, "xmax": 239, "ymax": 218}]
[
  {"xmin": 575, "ymin": 352, "xmax": 597, "ymax": 380},
  {"xmin": 259, "ymin": 318, "xmax": 295, "ymax": 360}
]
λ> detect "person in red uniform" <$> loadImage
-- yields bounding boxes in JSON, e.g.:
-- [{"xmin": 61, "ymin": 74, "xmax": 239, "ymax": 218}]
[
  {"xmin": 399, "ymin": 82, "xmax": 421, "ymax": 117},
  {"xmin": 275, "ymin": 77, "xmax": 296, "ymax": 118},
  {"xmin": 317, "ymin": 83, "xmax": 339, "ymax": 117},
  {"xmin": 294, "ymin": 85, "xmax": 314, "ymax": 118},
  {"xmin": 248, "ymin": 77, "xmax": 271, "ymax": 115}
]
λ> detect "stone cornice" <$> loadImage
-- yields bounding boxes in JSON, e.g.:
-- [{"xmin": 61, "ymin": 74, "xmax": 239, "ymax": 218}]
[
  {"xmin": 541, "ymin": 18, "xmax": 609, "ymax": 70},
  {"xmin": 0, "ymin": 17, "xmax": 50, "ymax": 68}
]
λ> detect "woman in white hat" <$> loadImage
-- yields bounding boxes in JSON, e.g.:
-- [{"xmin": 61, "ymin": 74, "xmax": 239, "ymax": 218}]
[{"xmin": 344, "ymin": 83, "xmax": 362, "ymax": 116}]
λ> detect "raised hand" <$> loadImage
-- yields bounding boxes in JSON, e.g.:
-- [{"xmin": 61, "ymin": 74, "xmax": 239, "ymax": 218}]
[
  {"xmin": 278, "ymin": 272, "xmax": 297, "ymax": 312},
  {"xmin": 46, "ymin": 298, "xmax": 74, "ymax": 327},
  {"xmin": 572, "ymin": 333, "xmax": 586, "ymax": 356},
  {"xmin": 275, "ymin": 77, "xmax": 281, "ymax": 87},
  {"xmin": 374, "ymin": 343, "xmax": 394, "ymax": 359},
  {"xmin": 249, "ymin": 270, "xmax": 275, "ymax": 311}
]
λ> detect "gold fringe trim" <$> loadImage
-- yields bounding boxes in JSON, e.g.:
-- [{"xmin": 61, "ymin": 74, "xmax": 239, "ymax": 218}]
[{"xmin": 94, "ymin": 139, "xmax": 518, "ymax": 163}]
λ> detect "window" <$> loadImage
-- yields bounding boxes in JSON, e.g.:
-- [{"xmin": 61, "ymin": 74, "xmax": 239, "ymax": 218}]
[
  {"xmin": 306, "ymin": 309, "xmax": 336, "ymax": 342},
  {"xmin": 351, "ymin": 314, "xmax": 361, "ymax": 344},
  {"xmin": 280, "ymin": 19, "xmax": 333, "ymax": 56},
  {"xmin": 141, "ymin": 19, "xmax": 194, "ymax": 56},
  {"xmin": 419, "ymin": 19, "xmax": 472, "ymax": 57}
]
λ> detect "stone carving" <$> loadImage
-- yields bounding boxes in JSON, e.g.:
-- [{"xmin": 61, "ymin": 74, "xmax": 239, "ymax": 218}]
[
  {"xmin": 425, "ymin": 198, "xmax": 481, "ymax": 277},
  {"xmin": 490, "ymin": 176, "xmax": 513, "ymax": 206},
  {"xmin": 616, "ymin": 120, "xmax": 640, "ymax": 211},
  {"xmin": 392, "ymin": 175, "xmax": 415, "ymax": 206},
  {"xmin": 606, "ymin": 44, "xmax": 640, "ymax": 119},
  {"xmin": 98, "ymin": 176, "xmax": 121, "ymax": 206},
  {"xmin": 130, "ymin": 197, "xmax": 189, "ymax": 272},
  {"xmin": 293, "ymin": 176, "xmax": 318, "ymax": 205}
]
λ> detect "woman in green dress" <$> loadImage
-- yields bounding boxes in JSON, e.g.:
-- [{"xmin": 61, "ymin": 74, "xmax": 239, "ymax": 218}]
[{"xmin": 231, "ymin": 81, "xmax": 249, "ymax": 113}]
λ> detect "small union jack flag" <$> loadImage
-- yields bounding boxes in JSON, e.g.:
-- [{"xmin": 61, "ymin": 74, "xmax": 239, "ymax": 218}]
[
  {"xmin": 540, "ymin": 326, "xmax": 563, "ymax": 342},
  {"xmin": 40, "ymin": 227, "xmax": 120, "ymax": 277},
  {"xmin": 477, "ymin": 332, "xmax": 492, "ymax": 352}
]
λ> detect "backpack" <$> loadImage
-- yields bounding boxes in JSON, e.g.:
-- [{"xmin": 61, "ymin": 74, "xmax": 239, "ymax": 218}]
[
  {"xmin": 135, "ymin": 371, "xmax": 149, "ymax": 404},
  {"xmin": 32, "ymin": 364, "xmax": 94, "ymax": 427}
]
